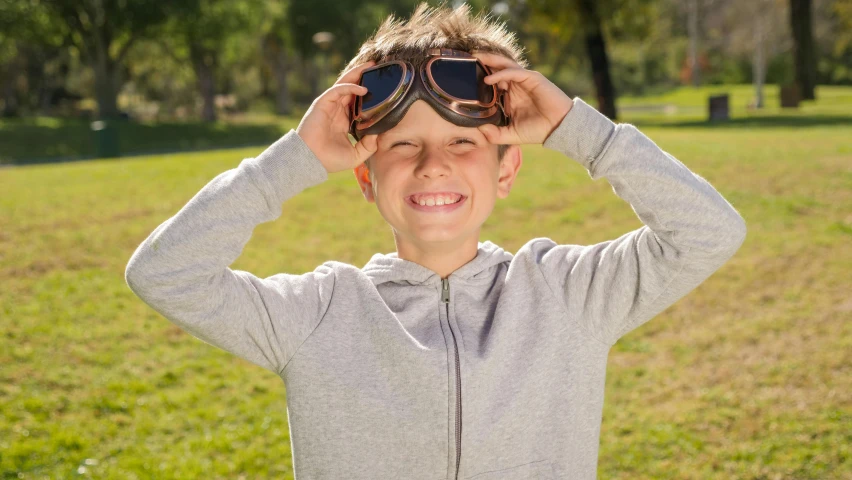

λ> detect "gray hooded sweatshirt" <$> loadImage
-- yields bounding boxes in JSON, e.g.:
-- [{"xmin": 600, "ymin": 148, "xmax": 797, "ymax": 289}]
[{"xmin": 125, "ymin": 97, "xmax": 746, "ymax": 480}]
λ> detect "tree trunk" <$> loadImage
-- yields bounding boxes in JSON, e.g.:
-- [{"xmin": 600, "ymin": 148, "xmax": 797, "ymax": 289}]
[
  {"xmin": 790, "ymin": 0, "xmax": 817, "ymax": 100},
  {"xmin": 92, "ymin": 46, "xmax": 121, "ymax": 119},
  {"xmin": 753, "ymin": 14, "xmax": 766, "ymax": 108},
  {"xmin": 577, "ymin": 0, "xmax": 617, "ymax": 120},
  {"xmin": 550, "ymin": 45, "xmax": 568, "ymax": 79},
  {"xmin": 274, "ymin": 58, "xmax": 291, "ymax": 116},
  {"xmin": 93, "ymin": 62, "xmax": 120, "ymax": 119},
  {"xmin": 688, "ymin": 0, "xmax": 701, "ymax": 87},
  {"xmin": 1, "ymin": 52, "xmax": 22, "ymax": 117},
  {"xmin": 87, "ymin": 23, "xmax": 124, "ymax": 120},
  {"xmin": 307, "ymin": 55, "xmax": 319, "ymax": 101},
  {"xmin": 261, "ymin": 32, "xmax": 292, "ymax": 115},
  {"xmin": 191, "ymin": 44, "xmax": 218, "ymax": 122}
]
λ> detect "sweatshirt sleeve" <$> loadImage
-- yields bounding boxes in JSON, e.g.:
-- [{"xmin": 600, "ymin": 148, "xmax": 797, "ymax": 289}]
[
  {"xmin": 124, "ymin": 129, "xmax": 334, "ymax": 375},
  {"xmin": 529, "ymin": 97, "xmax": 746, "ymax": 348}
]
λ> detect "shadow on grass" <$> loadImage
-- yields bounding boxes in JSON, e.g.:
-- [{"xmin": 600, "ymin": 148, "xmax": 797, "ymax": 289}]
[
  {"xmin": 630, "ymin": 115, "xmax": 852, "ymax": 129},
  {"xmin": 0, "ymin": 118, "xmax": 293, "ymax": 166}
]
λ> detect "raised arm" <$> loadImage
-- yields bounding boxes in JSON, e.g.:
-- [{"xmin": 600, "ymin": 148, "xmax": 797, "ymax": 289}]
[
  {"xmin": 125, "ymin": 130, "xmax": 334, "ymax": 374},
  {"xmin": 528, "ymin": 97, "xmax": 746, "ymax": 347},
  {"xmin": 126, "ymin": 60, "xmax": 380, "ymax": 375}
]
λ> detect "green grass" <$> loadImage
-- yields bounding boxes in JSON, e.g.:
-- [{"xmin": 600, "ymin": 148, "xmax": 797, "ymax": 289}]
[
  {"xmin": 1, "ymin": 88, "xmax": 851, "ymax": 479},
  {"xmin": 619, "ymin": 84, "xmax": 852, "ymax": 108},
  {"xmin": 619, "ymin": 84, "xmax": 852, "ymax": 128},
  {"xmin": 0, "ymin": 114, "xmax": 302, "ymax": 165}
]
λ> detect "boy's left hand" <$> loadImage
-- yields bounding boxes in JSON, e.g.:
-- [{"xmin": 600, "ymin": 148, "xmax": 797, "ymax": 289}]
[{"xmin": 471, "ymin": 51, "xmax": 574, "ymax": 145}]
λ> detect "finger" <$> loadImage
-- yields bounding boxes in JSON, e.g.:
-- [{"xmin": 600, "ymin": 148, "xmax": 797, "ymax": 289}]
[
  {"xmin": 336, "ymin": 60, "xmax": 377, "ymax": 85},
  {"xmin": 353, "ymin": 134, "xmax": 378, "ymax": 163},
  {"xmin": 477, "ymin": 124, "xmax": 518, "ymax": 145},
  {"xmin": 335, "ymin": 60, "xmax": 376, "ymax": 83},
  {"xmin": 341, "ymin": 84, "xmax": 364, "ymax": 108},
  {"xmin": 484, "ymin": 67, "xmax": 538, "ymax": 87},
  {"xmin": 321, "ymin": 83, "xmax": 368, "ymax": 104},
  {"xmin": 471, "ymin": 51, "xmax": 522, "ymax": 70}
]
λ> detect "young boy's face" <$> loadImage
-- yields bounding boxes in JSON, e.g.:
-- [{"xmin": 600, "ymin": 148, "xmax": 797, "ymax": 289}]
[{"xmin": 354, "ymin": 99, "xmax": 522, "ymax": 249}]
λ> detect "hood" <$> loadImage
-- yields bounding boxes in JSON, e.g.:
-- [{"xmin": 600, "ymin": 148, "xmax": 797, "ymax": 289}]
[{"xmin": 361, "ymin": 240, "xmax": 514, "ymax": 287}]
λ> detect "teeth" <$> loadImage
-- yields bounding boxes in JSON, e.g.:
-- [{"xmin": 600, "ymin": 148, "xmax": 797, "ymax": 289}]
[{"xmin": 414, "ymin": 194, "xmax": 461, "ymax": 206}]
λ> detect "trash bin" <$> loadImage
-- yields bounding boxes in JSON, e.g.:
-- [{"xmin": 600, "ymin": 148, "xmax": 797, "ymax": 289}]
[
  {"xmin": 91, "ymin": 120, "xmax": 120, "ymax": 158},
  {"xmin": 708, "ymin": 94, "xmax": 729, "ymax": 122},
  {"xmin": 780, "ymin": 84, "xmax": 801, "ymax": 108}
]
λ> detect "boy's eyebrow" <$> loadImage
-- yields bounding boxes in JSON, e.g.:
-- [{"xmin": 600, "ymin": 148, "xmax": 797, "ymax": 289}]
[
  {"xmin": 382, "ymin": 127, "xmax": 483, "ymax": 139},
  {"xmin": 378, "ymin": 131, "xmax": 421, "ymax": 143},
  {"xmin": 382, "ymin": 126, "xmax": 420, "ymax": 137},
  {"xmin": 381, "ymin": 134, "xmax": 483, "ymax": 144}
]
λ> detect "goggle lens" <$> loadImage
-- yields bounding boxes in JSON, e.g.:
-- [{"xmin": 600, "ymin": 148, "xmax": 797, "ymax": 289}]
[
  {"xmin": 430, "ymin": 59, "xmax": 494, "ymax": 103},
  {"xmin": 360, "ymin": 64, "xmax": 404, "ymax": 110}
]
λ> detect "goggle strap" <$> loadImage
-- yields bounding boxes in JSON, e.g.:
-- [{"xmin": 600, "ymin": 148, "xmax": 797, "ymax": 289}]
[{"xmin": 498, "ymin": 92, "xmax": 511, "ymax": 125}]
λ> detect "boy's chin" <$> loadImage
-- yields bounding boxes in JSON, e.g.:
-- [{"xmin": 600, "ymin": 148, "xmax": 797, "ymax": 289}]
[{"xmin": 398, "ymin": 226, "xmax": 474, "ymax": 245}]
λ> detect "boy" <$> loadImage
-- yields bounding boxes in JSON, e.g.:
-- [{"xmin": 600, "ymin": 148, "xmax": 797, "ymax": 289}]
[{"xmin": 125, "ymin": 3, "xmax": 746, "ymax": 479}]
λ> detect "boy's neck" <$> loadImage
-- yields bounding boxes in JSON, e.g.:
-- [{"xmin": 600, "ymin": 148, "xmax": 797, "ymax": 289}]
[{"xmin": 393, "ymin": 232, "xmax": 480, "ymax": 280}]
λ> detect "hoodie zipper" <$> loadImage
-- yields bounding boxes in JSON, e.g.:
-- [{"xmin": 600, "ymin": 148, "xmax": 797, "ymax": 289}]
[{"xmin": 442, "ymin": 277, "xmax": 461, "ymax": 480}]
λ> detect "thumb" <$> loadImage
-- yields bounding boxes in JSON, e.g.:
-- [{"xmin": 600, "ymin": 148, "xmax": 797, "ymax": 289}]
[{"xmin": 353, "ymin": 134, "xmax": 378, "ymax": 164}]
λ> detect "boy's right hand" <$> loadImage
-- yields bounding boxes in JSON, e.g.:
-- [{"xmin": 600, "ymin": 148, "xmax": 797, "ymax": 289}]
[{"xmin": 296, "ymin": 61, "xmax": 379, "ymax": 174}]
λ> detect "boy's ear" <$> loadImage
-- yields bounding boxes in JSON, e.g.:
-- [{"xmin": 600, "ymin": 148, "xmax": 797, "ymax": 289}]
[
  {"xmin": 496, "ymin": 145, "xmax": 522, "ymax": 199},
  {"xmin": 353, "ymin": 163, "xmax": 375, "ymax": 203}
]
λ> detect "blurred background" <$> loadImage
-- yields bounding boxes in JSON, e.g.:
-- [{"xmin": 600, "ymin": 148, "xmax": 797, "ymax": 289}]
[
  {"xmin": 1, "ymin": 0, "xmax": 850, "ymax": 479},
  {"xmin": 0, "ymin": 0, "xmax": 849, "ymax": 162}
]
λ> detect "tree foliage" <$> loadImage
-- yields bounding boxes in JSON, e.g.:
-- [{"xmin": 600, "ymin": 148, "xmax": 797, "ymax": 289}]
[
  {"xmin": 1, "ymin": 0, "xmax": 850, "ymax": 121},
  {"xmin": 38, "ymin": 0, "xmax": 199, "ymax": 118}
]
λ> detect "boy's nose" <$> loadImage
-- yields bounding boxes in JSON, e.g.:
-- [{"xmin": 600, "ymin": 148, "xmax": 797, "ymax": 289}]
[{"xmin": 414, "ymin": 151, "xmax": 452, "ymax": 178}]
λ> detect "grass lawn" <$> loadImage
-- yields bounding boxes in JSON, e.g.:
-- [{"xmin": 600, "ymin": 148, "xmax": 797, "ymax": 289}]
[
  {"xmin": 1, "ymin": 87, "xmax": 850, "ymax": 478},
  {"xmin": 0, "ymin": 114, "xmax": 302, "ymax": 165}
]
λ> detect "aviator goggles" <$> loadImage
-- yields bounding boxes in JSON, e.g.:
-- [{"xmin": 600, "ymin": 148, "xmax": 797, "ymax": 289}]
[{"xmin": 349, "ymin": 48, "xmax": 511, "ymax": 141}]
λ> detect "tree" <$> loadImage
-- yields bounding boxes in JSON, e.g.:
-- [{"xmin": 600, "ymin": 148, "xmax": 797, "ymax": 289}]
[
  {"xmin": 158, "ymin": 0, "xmax": 256, "ymax": 121},
  {"xmin": 687, "ymin": 0, "xmax": 700, "ymax": 86},
  {"xmin": 699, "ymin": 0, "xmax": 790, "ymax": 106},
  {"xmin": 523, "ymin": 0, "xmax": 620, "ymax": 119},
  {"xmin": 258, "ymin": 0, "xmax": 295, "ymax": 115},
  {"xmin": 575, "ymin": 0, "xmax": 617, "ymax": 119},
  {"xmin": 0, "ymin": 0, "xmax": 65, "ymax": 116},
  {"xmin": 287, "ymin": 0, "xmax": 420, "ymax": 99},
  {"xmin": 827, "ymin": 0, "xmax": 852, "ymax": 84},
  {"xmin": 790, "ymin": 0, "xmax": 817, "ymax": 99},
  {"xmin": 40, "ymin": 0, "xmax": 197, "ymax": 119}
]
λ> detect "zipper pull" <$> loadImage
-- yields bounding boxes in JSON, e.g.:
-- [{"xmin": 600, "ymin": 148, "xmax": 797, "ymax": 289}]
[{"xmin": 441, "ymin": 278, "xmax": 450, "ymax": 304}]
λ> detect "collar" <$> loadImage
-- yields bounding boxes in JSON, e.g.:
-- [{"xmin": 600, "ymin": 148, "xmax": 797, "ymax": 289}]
[{"xmin": 361, "ymin": 240, "xmax": 514, "ymax": 287}]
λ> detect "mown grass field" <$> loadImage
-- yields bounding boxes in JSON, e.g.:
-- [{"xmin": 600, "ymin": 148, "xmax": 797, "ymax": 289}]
[
  {"xmin": 0, "ymin": 115, "xmax": 301, "ymax": 165},
  {"xmin": 2, "ymin": 86, "xmax": 851, "ymax": 479}
]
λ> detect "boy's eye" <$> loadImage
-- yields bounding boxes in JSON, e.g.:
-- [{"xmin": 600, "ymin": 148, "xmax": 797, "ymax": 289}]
[{"xmin": 391, "ymin": 139, "xmax": 474, "ymax": 147}]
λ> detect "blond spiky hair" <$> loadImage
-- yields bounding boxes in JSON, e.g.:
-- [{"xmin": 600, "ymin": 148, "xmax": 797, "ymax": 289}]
[
  {"xmin": 344, "ymin": 1, "xmax": 528, "ymax": 72},
  {"xmin": 346, "ymin": 1, "xmax": 528, "ymax": 164}
]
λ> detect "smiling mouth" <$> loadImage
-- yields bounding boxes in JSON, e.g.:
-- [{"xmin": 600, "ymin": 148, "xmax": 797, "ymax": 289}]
[
  {"xmin": 405, "ymin": 194, "xmax": 468, "ymax": 211},
  {"xmin": 406, "ymin": 194, "xmax": 466, "ymax": 206}
]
